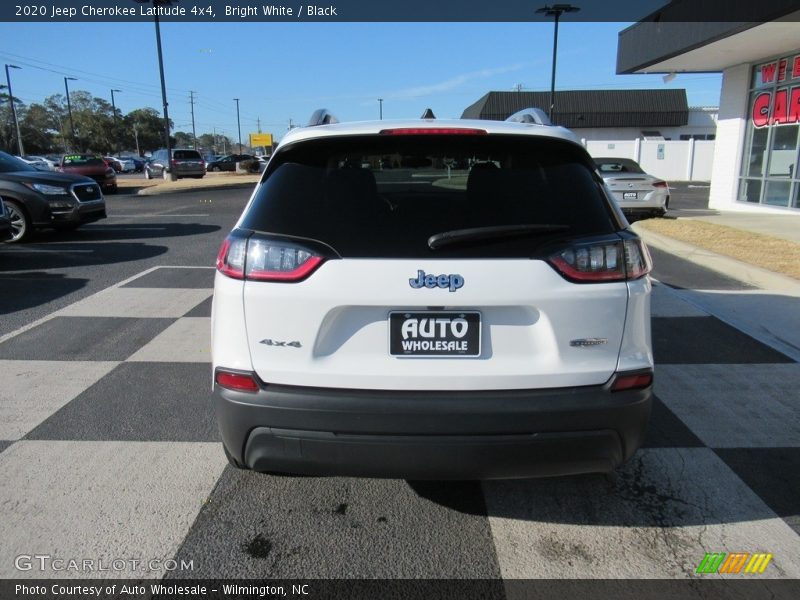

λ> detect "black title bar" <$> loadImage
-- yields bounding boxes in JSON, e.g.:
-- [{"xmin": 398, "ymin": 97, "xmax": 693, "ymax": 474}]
[{"xmin": 2, "ymin": 0, "xmax": 800, "ymax": 22}]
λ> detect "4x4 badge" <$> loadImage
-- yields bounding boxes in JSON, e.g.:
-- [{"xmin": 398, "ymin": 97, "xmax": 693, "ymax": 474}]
[
  {"xmin": 260, "ymin": 339, "xmax": 302, "ymax": 348},
  {"xmin": 409, "ymin": 270, "xmax": 464, "ymax": 292}
]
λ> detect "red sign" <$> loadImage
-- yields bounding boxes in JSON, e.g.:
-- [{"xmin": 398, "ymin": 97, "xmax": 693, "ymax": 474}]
[
  {"xmin": 751, "ymin": 87, "xmax": 800, "ymax": 128},
  {"xmin": 758, "ymin": 55, "xmax": 800, "ymax": 85}
]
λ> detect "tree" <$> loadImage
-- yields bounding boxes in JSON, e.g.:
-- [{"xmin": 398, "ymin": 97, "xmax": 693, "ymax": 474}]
[
  {"xmin": 124, "ymin": 108, "xmax": 173, "ymax": 155},
  {"xmin": 174, "ymin": 131, "xmax": 194, "ymax": 148},
  {"xmin": 0, "ymin": 84, "xmax": 26, "ymax": 154},
  {"xmin": 196, "ymin": 132, "xmax": 232, "ymax": 155},
  {"xmin": 19, "ymin": 103, "xmax": 58, "ymax": 154}
]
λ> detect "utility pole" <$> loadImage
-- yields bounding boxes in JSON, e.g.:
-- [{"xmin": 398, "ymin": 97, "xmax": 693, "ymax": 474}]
[
  {"xmin": 257, "ymin": 117, "xmax": 261, "ymax": 133},
  {"xmin": 233, "ymin": 98, "xmax": 242, "ymax": 153},
  {"xmin": 110, "ymin": 89, "xmax": 121, "ymax": 154},
  {"xmin": 378, "ymin": 98, "xmax": 383, "ymax": 120},
  {"xmin": 133, "ymin": 123, "xmax": 140, "ymax": 156},
  {"xmin": 64, "ymin": 76, "xmax": 77, "ymax": 148},
  {"xmin": 110, "ymin": 89, "xmax": 121, "ymax": 119},
  {"xmin": 4, "ymin": 64, "xmax": 24, "ymax": 157},
  {"xmin": 189, "ymin": 91, "xmax": 197, "ymax": 150},
  {"xmin": 148, "ymin": 1, "xmax": 174, "ymax": 178}
]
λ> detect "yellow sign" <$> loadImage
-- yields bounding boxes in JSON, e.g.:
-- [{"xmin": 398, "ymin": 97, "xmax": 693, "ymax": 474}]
[{"xmin": 249, "ymin": 133, "xmax": 273, "ymax": 147}]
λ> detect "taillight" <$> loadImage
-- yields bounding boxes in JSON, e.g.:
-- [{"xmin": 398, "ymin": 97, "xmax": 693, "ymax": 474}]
[
  {"xmin": 611, "ymin": 371, "xmax": 653, "ymax": 391},
  {"xmin": 215, "ymin": 237, "xmax": 246, "ymax": 279},
  {"xmin": 215, "ymin": 235, "xmax": 325, "ymax": 282},
  {"xmin": 548, "ymin": 238, "xmax": 652, "ymax": 283},
  {"xmin": 215, "ymin": 370, "xmax": 259, "ymax": 392},
  {"xmin": 379, "ymin": 128, "xmax": 487, "ymax": 135},
  {"xmin": 652, "ymin": 181, "xmax": 668, "ymax": 188},
  {"xmin": 170, "ymin": 159, "xmax": 178, "ymax": 166}
]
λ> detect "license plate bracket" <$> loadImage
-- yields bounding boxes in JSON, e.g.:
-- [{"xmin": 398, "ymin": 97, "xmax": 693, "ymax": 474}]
[
  {"xmin": 389, "ymin": 311, "xmax": 481, "ymax": 357},
  {"xmin": 623, "ymin": 191, "xmax": 638, "ymax": 199}
]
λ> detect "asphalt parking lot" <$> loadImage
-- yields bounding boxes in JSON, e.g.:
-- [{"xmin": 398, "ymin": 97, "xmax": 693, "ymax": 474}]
[{"xmin": 1, "ymin": 185, "xmax": 798, "ymax": 593}]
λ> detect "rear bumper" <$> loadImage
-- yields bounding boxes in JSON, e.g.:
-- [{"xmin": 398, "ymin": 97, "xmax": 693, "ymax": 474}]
[
  {"xmin": 214, "ymin": 377, "xmax": 652, "ymax": 479},
  {"xmin": 622, "ymin": 206, "xmax": 666, "ymax": 219}
]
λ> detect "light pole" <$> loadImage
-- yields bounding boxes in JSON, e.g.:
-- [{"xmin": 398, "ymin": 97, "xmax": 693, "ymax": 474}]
[
  {"xmin": 233, "ymin": 98, "xmax": 242, "ymax": 153},
  {"xmin": 536, "ymin": 3, "xmax": 580, "ymax": 121},
  {"xmin": 4, "ymin": 64, "xmax": 24, "ymax": 157},
  {"xmin": 110, "ymin": 89, "xmax": 121, "ymax": 154},
  {"xmin": 378, "ymin": 98, "xmax": 383, "ymax": 120},
  {"xmin": 64, "ymin": 76, "xmax": 77, "ymax": 148},
  {"xmin": 136, "ymin": 0, "xmax": 175, "ymax": 176}
]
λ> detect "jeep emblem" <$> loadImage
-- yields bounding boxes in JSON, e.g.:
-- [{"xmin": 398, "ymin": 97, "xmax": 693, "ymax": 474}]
[{"xmin": 409, "ymin": 270, "xmax": 464, "ymax": 292}]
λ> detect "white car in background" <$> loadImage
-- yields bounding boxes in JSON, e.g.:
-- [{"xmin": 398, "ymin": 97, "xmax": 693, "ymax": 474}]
[
  {"xmin": 211, "ymin": 109, "xmax": 655, "ymax": 480},
  {"xmin": 20, "ymin": 156, "xmax": 57, "ymax": 171},
  {"xmin": 114, "ymin": 157, "xmax": 136, "ymax": 173},
  {"xmin": 594, "ymin": 157, "xmax": 670, "ymax": 220}
]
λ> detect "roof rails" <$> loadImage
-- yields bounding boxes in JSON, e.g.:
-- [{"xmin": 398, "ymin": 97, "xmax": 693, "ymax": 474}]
[
  {"xmin": 505, "ymin": 108, "xmax": 552, "ymax": 126},
  {"xmin": 307, "ymin": 109, "xmax": 339, "ymax": 127}
]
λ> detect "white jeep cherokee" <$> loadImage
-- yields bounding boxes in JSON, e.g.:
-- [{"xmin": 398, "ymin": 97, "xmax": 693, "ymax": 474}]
[{"xmin": 211, "ymin": 110, "xmax": 654, "ymax": 479}]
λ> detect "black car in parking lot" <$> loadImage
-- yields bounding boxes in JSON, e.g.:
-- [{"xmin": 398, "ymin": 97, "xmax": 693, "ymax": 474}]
[
  {"xmin": 0, "ymin": 196, "xmax": 12, "ymax": 241},
  {"xmin": 0, "ymin": 151, "xmax": 106, "ymax": 243},
  {"xmin": 206, "ymin": 153, "xmax": 256, "ymax": 172}
]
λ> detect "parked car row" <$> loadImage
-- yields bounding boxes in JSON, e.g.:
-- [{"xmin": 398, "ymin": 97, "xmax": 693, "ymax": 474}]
[{"xmin": 0, "ymin": 151, "xmax": 107, "ymax": 243}]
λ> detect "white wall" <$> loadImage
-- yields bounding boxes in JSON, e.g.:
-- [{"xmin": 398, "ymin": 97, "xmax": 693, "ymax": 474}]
[
  {"xmin": 585, "ymin": 139, "xmax": 715, "ymax": 182},
  {"xmin": 709, "ymin": 64, "xmax": 750, "ymax": 211},
  {"xmin": 572, "ymin": 108, "xmax": 718, "ymax": 142}
]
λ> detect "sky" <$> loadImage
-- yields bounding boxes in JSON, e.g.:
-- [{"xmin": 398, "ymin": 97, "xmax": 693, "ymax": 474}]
[{"xmin": 0, "ymin": 21, "xmax": 723, "ymax": 142}]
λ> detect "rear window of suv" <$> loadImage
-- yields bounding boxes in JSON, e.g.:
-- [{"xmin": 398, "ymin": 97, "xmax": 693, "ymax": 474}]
[
  {"xmin": 241, "ymin": 134, "xmax": 616, "ymax": 258},
  {"xmin": 173, "ymin": 150, "xmax": 202, "ymax": 160}
]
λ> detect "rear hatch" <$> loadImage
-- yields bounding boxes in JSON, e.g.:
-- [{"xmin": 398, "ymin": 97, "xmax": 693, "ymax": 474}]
[
  {"xmin": 172, "ymin": 150, "xmax": 205, "ymax": 173},
  {"xmin": 227, "ymin": 132, "xmax": 638, "ymax": 391}
]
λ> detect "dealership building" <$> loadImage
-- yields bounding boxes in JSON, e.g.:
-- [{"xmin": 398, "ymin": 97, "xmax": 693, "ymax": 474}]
[{"xmin": 617, "ymin": 5, "xmax": 800, "ymax": 212}]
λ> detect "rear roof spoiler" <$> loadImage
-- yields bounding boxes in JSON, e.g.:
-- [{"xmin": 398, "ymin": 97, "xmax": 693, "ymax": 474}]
[
  {"xmin": 307, "ymin": 109, "xmax": 339, "ymax": 127},
  {"xmin": 505, "ymin": 108, "xmax": 552, "ymax": 126}
]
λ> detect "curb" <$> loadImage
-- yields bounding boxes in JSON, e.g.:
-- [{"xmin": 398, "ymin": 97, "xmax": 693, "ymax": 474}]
[
  {"xmin": 133, "ymin": 179, "xmax": 259, "ymax": 196},
  {"xmin": 632, "ymin": 224, "xmax": 800, "ymax": 295}
]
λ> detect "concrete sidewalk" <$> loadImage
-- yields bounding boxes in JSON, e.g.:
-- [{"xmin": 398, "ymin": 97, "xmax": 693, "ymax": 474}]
[
  {"xmin": 633, "ymin": 212, "xmax": 800, "ymax": 363},
  {"xmin": 690, "ymin": 212, "xmax": 800, "ymax": 244}
]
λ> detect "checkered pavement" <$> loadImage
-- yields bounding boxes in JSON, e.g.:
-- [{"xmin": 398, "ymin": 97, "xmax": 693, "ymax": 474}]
[{"xmin": 1, "ymin": 266, "xmax": 798, "ymax": 581}]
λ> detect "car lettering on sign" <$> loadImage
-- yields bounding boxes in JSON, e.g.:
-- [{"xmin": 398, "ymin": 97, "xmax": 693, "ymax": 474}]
[
  {"xmin": 401, "ymin": 316, "xmax": 469, "ymax": 340},
  {"xmin": 408, "ymin": 270, "xmax": 464, "ymax": 292}
]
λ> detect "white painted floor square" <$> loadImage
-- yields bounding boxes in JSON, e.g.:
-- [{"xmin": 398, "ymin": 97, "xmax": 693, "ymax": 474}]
[
  {"xmin": 127, "ymin": 318, "xmax": 211, "ymax": 363},
  {"xmin": 0, "ymin": 440, "xmax": 227, "ymax": 579},
  {"xmin": 0, "ymin": 360, "xmax": 119, "ymax": 440},
  {"xmin": 484, "ymin": 448, "xmax": 800, "ymax": 579},
  {"xmin": 656, "ymin": 364, "xmax": 800, "ymax": 448},
  {"xmin": 57, "ymin": 287, "xmax": 211, "ymax": 318}
]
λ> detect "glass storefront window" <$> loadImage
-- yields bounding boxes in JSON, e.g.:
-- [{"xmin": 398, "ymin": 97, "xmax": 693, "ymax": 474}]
[
  {"xmin": 738, "ymin": 51, "xmax": 800, "ymax": 209},
  {"xmin": 743, "ymin": 123, "xmax": 769, "ymax": 177},
  {"xmin": 767, "ymin": 125, "xmax": 798, "ymax": 177},
  {"xmin": 738, "ymin": 179, "xmax": 762, "ymax": 203},
  {"xmin": 763, "ymin": 181, "xmax": 792, "ymax": 207}
]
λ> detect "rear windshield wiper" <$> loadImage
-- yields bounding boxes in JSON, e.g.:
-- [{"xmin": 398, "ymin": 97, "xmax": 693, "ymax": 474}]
[{"xmin": 428, "ymin": 224, "xmax": 570, "ymax": 250}]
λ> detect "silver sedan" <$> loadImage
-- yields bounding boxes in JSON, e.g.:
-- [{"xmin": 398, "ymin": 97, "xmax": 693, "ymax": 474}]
[{"xmin": 594, "ymin": 157, "xmax": 669, "ymax": 220}]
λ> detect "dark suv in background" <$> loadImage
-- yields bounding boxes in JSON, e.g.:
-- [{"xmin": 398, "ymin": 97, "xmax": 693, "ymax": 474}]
[
  {"xmin": 145, "ymin": 148, "xmax": 205, "ymax": 180},
  {"xmin": 0, "ymin": 151, "xmax": 106, "ymax": 242}
]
